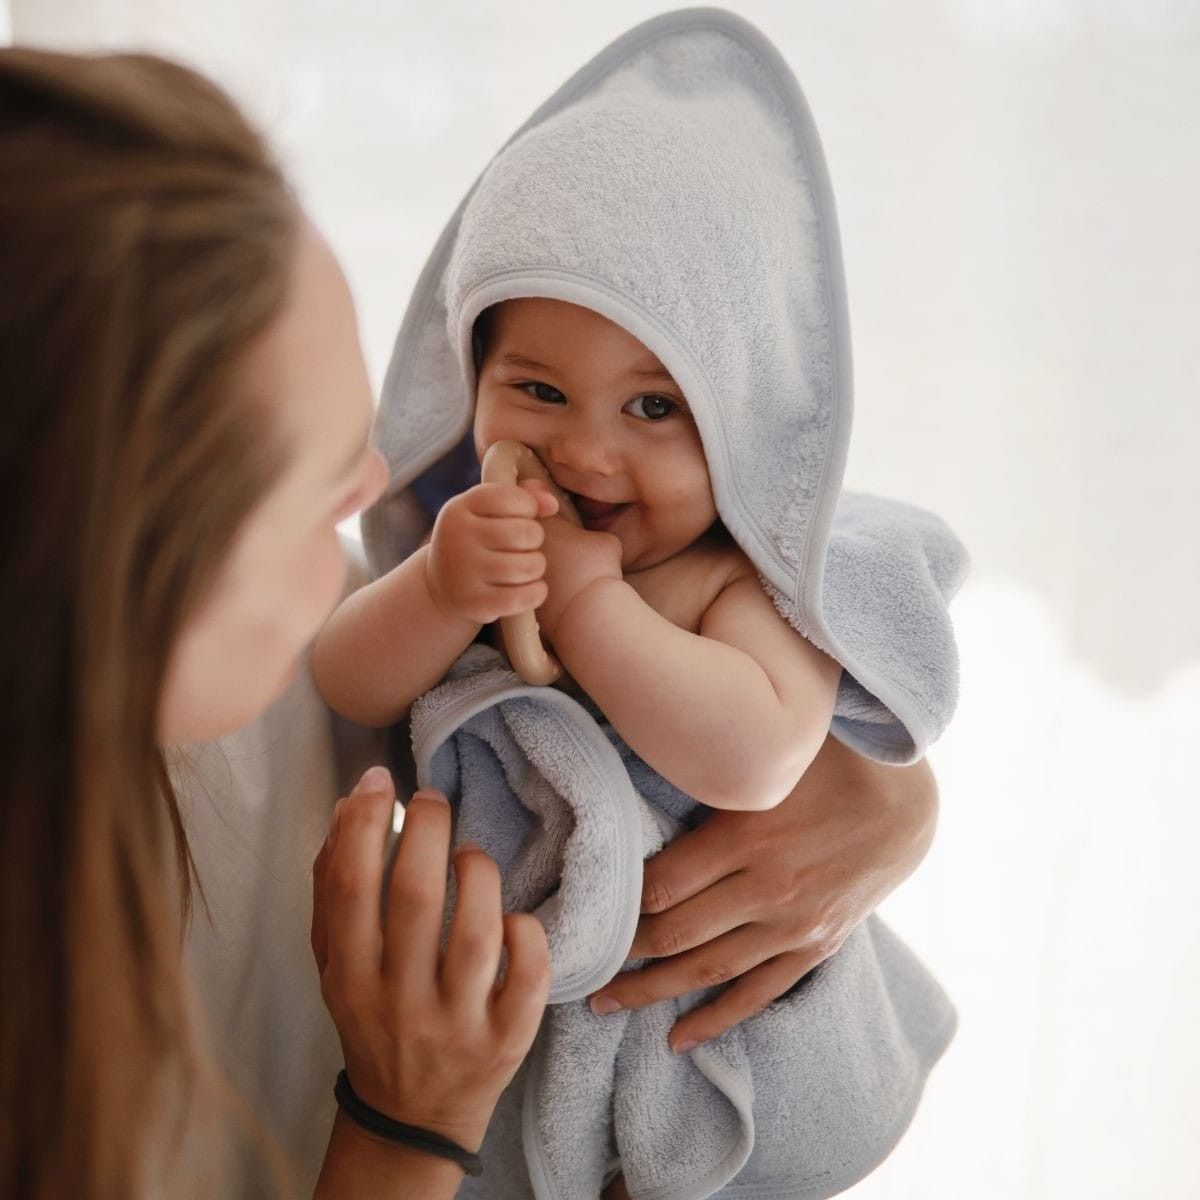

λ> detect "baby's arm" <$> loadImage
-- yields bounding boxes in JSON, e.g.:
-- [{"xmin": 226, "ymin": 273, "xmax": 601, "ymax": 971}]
[
  {"xmin": 549, "ymin": 569, "xmax": 841, "ymax": 812},
  {"xmin": 313, "ymin": 481, "xmax": 556, "ymax": 726}
]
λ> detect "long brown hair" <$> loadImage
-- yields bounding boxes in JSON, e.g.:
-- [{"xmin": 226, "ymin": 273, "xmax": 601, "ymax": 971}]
[{"xmin": 0, "ymin": 49, "xmax": 298, "ymax": 1197}]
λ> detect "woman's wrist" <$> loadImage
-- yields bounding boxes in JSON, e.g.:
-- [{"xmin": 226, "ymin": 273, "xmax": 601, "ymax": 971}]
[
  {"xmin": 814, "ymin": 735, "xmax": 939, "ymax": 901},
  {"xmin": 315, "ymin": 1110, "xmax": 468, "ymax": 1200},
  {"xmin": 333, "ymin": 1069, "xmax": 484, "ymax": 1174}
]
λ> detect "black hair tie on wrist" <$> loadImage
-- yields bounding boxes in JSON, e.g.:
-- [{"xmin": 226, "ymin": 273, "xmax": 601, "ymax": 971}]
[{"xmin": 333, "ymin": 1069, "xmax": 484, "ymax": 1177}]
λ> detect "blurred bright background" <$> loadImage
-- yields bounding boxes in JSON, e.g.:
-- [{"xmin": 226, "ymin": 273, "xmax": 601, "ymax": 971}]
[{"xmin": 7, "ymin": 1, "xmax": 1198, "ymax": 1196}]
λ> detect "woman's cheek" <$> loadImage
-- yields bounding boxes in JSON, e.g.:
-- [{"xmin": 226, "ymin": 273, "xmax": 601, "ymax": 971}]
[{"xmin": 298, "ymin": 528, "xmax": 351, "ymax": 636}]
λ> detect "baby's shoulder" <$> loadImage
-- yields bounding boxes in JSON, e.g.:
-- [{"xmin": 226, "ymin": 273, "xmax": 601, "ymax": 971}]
[
  {"xmin": 684, "ymin": 524, "xmax": 758, "ymax": 583},
  {"xmin": 626, "ymin": 526, "xmax": 756, "ymax": 631}
]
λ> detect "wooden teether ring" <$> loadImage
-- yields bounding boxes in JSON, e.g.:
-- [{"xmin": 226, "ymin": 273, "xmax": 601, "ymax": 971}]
[{"xmin": 480, "ymin": 440, "xmax": 581, "ymax": 686}]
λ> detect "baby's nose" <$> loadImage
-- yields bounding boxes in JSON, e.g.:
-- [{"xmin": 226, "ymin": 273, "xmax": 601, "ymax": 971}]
[{"xmin": 547, "ymin": 428, "xmax": 616, "ymax": 477}]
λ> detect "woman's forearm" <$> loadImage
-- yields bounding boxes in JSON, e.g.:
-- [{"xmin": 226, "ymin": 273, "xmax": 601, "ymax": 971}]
[
  {"xmin": 803, "ymin": 735, "xmax": 940, "ymax": 910},
  {"xmin": 313, "ymin": 546, "xmax": 479, "ymax": 726},
  {"xmin": 833, "ymin": 740, "xmax": 940, "ymax": 896},
  {"xmin": 552, "ymin": 578, "xmax": 827, "ymax": 810},
  {"xmin": 315, "ymin": 1111, "xmax": 466, "ymax": 1200}
]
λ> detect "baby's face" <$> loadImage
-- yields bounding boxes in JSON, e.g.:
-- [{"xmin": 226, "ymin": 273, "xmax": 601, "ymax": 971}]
[{"xmin": 474, "ymin": 298, "xmax": 716, "ymax": 572}]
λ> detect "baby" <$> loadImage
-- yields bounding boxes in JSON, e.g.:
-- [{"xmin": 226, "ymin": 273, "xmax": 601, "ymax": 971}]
[
  {"xmin": 314, "ymin": 10, "xmax": 964, "ymax": 1198},
  {"xmin": 315, "ymin": 294, "xmax": 842, "ymax": 815}
]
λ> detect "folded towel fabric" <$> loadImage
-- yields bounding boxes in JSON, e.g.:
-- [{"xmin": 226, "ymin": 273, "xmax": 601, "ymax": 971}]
[{"xmin": 411, "ymin": 645, "xmax": 957, "ymax": 1200}]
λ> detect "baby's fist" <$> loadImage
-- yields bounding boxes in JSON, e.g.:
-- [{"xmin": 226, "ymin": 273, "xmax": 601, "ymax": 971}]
[
  {"xmin": 536, "ymin": 516, "xmax": 623, "ymax": 641},
  {"xmin": 425, "ymin": 481, "xmax": 558, "ymax": 625}
]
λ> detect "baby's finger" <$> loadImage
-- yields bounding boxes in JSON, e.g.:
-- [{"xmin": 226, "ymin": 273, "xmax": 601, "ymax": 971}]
[
  {"xmin": 477, "ymin": 516, "xmax": 545, "ymax": 552},
  {"xmin": 440, "ymin": 846, "xmax": 504, "ymax": 1005},
  {"xmin": 483, "ymin": 549, "xmax": 546, "ymax": 587},
  {"xmin": 518, "ymin": 478, "xmax": 560, "ymax": 517},
  {"xmin": 382, "ymin": 789, "xmax": 453, "ymax": 988},
  {"xmin": 488, "ymin": 580, "xmax": 549, "ymax": 619},
  {"xmin": 322, "ymin": 768, "xmax": 396, "ymax": 992},
  {"xmin": 467, "ymin": 482, "xmax": 542, "ymax": 519},
  {"xmin": 492, "ymin": 912, "xmax": 551, "ymax": 1044}
]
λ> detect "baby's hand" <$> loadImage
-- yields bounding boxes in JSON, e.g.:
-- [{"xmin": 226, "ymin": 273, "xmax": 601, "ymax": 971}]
[
  {"xmin": 536, "ymin": 515, "xmax": 623, "ymax": 642},
  {"xmin": 425, "ymin": 480, "xmax": 558, "ymax": 625}
]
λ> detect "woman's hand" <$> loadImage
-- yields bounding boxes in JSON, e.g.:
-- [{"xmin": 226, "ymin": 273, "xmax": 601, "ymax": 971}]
[
  {"xmin": 312, "ymin": 766, "xmax": 550, "ymax": 1157},
  {"xmin": 587, "ymin": 736, "xmax": 938, "ymax": 1051}
]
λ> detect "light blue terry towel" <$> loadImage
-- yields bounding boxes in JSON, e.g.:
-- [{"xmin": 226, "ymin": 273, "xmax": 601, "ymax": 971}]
[
  {"xmin": 410, "ymin": 645, "xmax": 957, "ymax": 1200},
  {"xmin": 361, "ymin": 7, "xmax": 969, "ymax": 1197}
]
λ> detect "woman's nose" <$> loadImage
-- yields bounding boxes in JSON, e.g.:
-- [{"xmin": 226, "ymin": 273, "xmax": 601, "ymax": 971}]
[{"xmin": 358, "ymin": 447, "xmax": 389, "ymax": 510}]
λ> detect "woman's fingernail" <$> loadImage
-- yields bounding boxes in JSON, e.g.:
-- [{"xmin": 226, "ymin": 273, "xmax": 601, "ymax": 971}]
[
  {"xmin": 590, "ymin": 995, "xmax": 621, "ymax": 1015},
  {"xmin": 672, "ymin": 1039, "xmax": 698, "ymax": 1054},
  {"xmin": 412, "ymin": 788, "xmax": 449, "ymax": 805},
  {"xmin": 357, "ymin": 765, "xmax": 392, "ymax": 794}
]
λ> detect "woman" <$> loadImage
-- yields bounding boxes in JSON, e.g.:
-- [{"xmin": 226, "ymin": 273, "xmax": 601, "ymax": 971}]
[{"xmin": 0, "ymin": 46, "xmax": 939, "ymax": 1199}]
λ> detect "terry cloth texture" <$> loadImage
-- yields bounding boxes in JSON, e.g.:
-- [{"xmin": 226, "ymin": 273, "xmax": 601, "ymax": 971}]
[
  {"xmin": 411, "ymin": 645, "xmax": 957, "ymax": 1200},
  {"xmin": 363, "ymin": 6, "xmax": 969, "ymax": 765},
  {"xmin": 361, "ymin": 6, "xmax": 969, "ymax": 1197}
]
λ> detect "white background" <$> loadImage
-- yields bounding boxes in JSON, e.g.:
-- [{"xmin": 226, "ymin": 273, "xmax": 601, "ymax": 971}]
[{"xmin": 8, "ymin": 1, "xmax": 1199, "ymax": 1196}]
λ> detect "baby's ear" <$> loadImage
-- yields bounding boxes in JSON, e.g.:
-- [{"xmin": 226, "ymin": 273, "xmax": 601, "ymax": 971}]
[{"xmin": 518, "ymin": 478, "xmax": 560, "ymax": 517}]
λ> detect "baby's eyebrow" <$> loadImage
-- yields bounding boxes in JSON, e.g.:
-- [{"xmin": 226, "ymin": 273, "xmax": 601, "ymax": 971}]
[
  {"xmin": 495, "ymin": 352, "xmax": 552, "ymax": 373},
  {"xmin": 629, "ymin": 365, "xmax": 678, "ymax": 385}
]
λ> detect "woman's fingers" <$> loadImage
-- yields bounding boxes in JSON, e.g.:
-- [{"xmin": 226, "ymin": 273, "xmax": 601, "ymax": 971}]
[
  {"xmin": 310, "ymin": 826, "xmax": 333, "ymax": 971},
  {"xmin": 492, "ymin": 912, "xmax": 551, "ymax": 1045},
  {"xmin": 589, "ymin": 923, "xmax": 777, "ymax": 1020},
  {"xmin": 637, "ymin": 814, "xmax": 742, "ymax": 915},
  {"xmin": 626, "ymin": 870, "xmax": 761, "ymax": 960},
  {"xmin": 440, "ymin": 845, "xmax": 504, "ymax": 1003},
  {"xmin": 381, "ymin": 788, "xmax": 453, "ymax": 985},
  {"xmin": 664, "ymin": 952, "xmax": 814, "ymax": 1051},
  {"xmin": 321, "ymin": 768, "xmax": 396, "ymax": 995}
]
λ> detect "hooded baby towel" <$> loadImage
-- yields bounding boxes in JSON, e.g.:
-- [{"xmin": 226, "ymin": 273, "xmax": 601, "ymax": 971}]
[
  {"xmin": 365, "ymin": 7, "xmax": 965, "ymax": 763},
  {"xmin": 362, "ymin": 8, "xmax": 967, "ymax": 1197}
]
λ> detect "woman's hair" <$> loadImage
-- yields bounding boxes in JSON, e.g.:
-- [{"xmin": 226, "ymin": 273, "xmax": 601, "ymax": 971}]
[{"xmin": 0, "ymin": 48, "xmax": 298, "ymax": 1197}]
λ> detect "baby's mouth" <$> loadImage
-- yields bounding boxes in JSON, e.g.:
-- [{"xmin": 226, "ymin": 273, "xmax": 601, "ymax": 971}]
[{"xmin": 570, "ymin": 492, "xmax": 631, "ymax": 530}]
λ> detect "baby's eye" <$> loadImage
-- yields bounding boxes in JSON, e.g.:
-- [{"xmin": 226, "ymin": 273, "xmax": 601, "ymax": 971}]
[
  {"xmin": 625, "ymin": 393, "xmax": 677, "ymax": 421},
  {"xmin": 521, "ymin": 381, "xmax": 566, "ymax": 405}
]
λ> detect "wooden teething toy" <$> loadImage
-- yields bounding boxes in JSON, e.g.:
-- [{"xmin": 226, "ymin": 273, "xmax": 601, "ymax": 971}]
[{"xmin": 480, "ymin": 440, "xmax": 581, "ymax": 686}]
